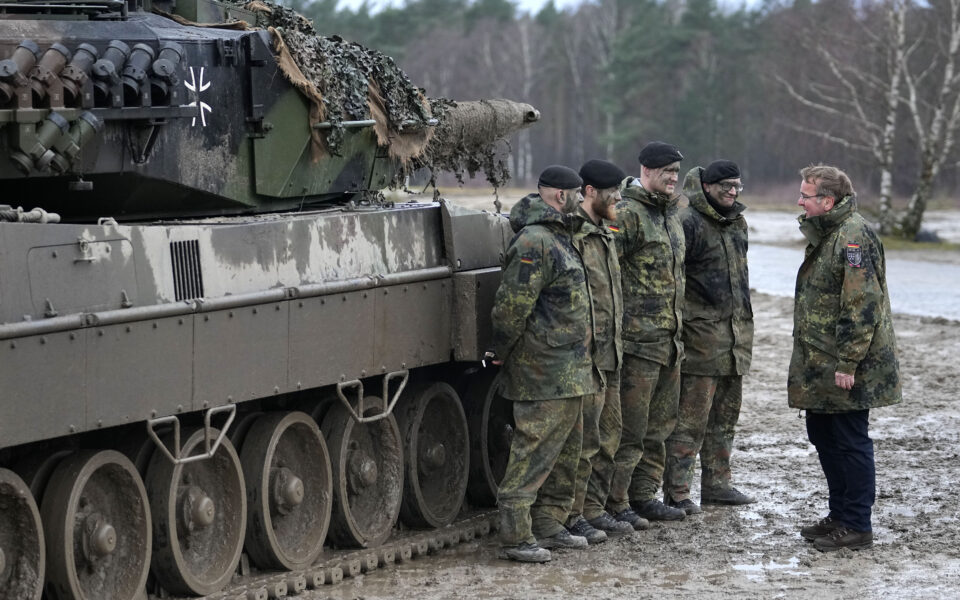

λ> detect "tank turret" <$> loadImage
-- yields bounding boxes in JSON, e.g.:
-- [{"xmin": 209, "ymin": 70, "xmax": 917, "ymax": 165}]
[{"xmin": 0, "ymin": 0, "xmax": 538, "ymax": 222}]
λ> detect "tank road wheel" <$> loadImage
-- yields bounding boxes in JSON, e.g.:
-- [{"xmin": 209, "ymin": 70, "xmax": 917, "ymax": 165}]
[
  {"xmin": 240, "ymin": 411, "xmax": 332, "ymax": 570},
  {"xmin": 40, "ymin": 451, "xmax": 150, "ymax": 600},
  {"xmin": 321, "ymin": 401, "xmax": 403, "ymax": 548},
  {"xmin": 0, "ymin": 468, "xmax": 44, "ymax": 600},
  {"xmin": 396, "ymin": 382, "xmax": 469, "ymax": 528},
  {"xmin": 146, "ymin": 428, "xmax": 246, "ymax": 596},
  {"xmin": 464, "ymin": 369, "xmax": 514, "ymax": 506}
]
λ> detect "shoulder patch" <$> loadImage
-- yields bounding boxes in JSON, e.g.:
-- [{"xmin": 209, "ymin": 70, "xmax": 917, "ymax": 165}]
[
  {"xmin": 607, "ymin": 225, "xmax": 620, "ymax": 233},
  {"xmin": 520, "ymin": 257, "xmax": 535, "ymax": 265},
  {"xmin": 846, "ymin": 243, "xmax": 862, "ymax": 267}
]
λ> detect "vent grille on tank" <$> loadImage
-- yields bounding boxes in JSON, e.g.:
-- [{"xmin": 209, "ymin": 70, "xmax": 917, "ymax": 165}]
[{"xmin": 170, "ymin": 240, "xmax": 204, "ymax": 301}]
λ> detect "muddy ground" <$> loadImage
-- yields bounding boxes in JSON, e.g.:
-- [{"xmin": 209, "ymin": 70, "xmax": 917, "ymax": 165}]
[{"xmin": 303, "ymin": 292, "xmax": 960, "ymax": 600}]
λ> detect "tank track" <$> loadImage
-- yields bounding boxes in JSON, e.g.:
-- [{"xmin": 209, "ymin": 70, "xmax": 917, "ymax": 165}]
[{"xmin": 155, "ymin": 511, "xmax": 499, "ymax": 600}]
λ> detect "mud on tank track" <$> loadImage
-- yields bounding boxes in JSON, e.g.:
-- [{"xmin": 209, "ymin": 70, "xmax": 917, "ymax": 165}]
[{"xmin": 159, "ymin": 511, "xmax": 499, "ymax": 600}]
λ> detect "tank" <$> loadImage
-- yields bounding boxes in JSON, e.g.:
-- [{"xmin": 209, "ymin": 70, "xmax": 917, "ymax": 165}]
[{"xmin": 0, "ymin": 1, "xmax": 532, "ymax": 598}]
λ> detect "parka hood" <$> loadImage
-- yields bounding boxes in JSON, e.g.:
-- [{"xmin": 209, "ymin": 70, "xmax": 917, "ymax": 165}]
[
  {"xmin": 682, "ymin": 166, "xmax": 746, "ymax": 223},
  {"xmin": 621, "ymin": 176, "xmax": 678, "ymax": 210},
  {"xmin": 509, "ymin": 192, "xmax": 568, "ymax": 233}
]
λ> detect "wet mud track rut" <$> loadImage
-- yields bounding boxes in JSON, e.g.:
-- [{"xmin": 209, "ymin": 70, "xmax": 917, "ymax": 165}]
[{"xmin": 158, "ymin": 512, "xmax": 498, "ymax": 600}]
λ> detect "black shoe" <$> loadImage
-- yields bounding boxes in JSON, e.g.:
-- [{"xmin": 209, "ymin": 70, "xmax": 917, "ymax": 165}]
[
  {"xmin": 800, "ymin": 516, "xmax": 842, "ymax": 542},
  {"xmin": 537, "ymin": 529, "xmax": 588, "ymax": 549},
  {"xmin": 813, "ymin": 526, "xmax": 873, "ymax": 552},
  {"xmin": 566, "ymin": 516, "xmax": 607, "ymax": 544},
  {"xmin": 631, "ymin": 499, "xmax": 686, "ymax": 521},
  {"xmin": 497, "ymin": 542, "xmax": 552, "ymax": 563},
  {"xmin": 611, "ymin": 508, "xmax": 650, "ymax": 531},
  {"xmin": 701, "ymin": 487, "xmax": 755, "ymax": 506},
  {"xmin": 666, "ymin": 497, "xmax": 702, "ymax": 515},
  {"xmin": 587, "ymin": 512, "xmax": 635, "ymax": 536}
]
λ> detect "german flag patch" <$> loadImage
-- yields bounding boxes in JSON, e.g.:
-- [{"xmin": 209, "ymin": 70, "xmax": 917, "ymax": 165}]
[
  {"xmin": 520, "ymin": 257, "xmax": 535, "ymax": 265},
  {"xmin": 846, "ymin": 243, "xmax": 862, "ymax": 267},
  {"xmin": 608, "ymin": 225, "xmax": 621, "ymax": 233}
]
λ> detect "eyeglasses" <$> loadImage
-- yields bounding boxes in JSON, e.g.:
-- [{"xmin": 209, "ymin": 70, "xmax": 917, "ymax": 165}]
[
  {"xmin": 799, "ymin": 192, "xmax": 823, "ymax": 201},
  {"xmin": 718, "ymin": 182, "xmax": 744, "ymax": 194}
]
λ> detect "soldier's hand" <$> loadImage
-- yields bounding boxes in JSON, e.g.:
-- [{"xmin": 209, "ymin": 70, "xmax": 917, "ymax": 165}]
[{"xmin": 835, "ymin": 372, "xmax": 855, "ymax": 390}]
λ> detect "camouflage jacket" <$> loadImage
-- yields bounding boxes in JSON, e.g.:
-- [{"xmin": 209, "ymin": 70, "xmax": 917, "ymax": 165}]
[
  {"xmin": 572, "ymin": 206, "xmax": 624, "ymax": 375},
  {"xmin": 613, "ymin": 177, "xmax": 685, "ymax": 366},
  {"xmin": 679, "ymin": 167, "xmax": 754, "ymax": 376},
  {"xmin": 788, "ymin": 197, "xmax": 902, "ymax": 412},
  {"xmin": 491, "ymin": 193, "xmax": 599, "ymax": 401}
]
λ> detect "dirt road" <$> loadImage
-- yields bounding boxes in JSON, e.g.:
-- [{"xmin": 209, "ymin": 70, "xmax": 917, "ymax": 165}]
[{"xmin": 311, "ymin": 292, "xmax": 960, "ymax": 600}]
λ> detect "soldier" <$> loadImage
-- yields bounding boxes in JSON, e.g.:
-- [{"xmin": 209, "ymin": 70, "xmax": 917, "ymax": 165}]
[
  {"xmin": 564, "ymin": 159, "xmax": 635, "ymax": 543},
  {"xmin": 790, "ymin": 164, "xmax": 901, "ymax": 552},
  {"xmin": 490, "ymin": 165, "xmax": 600, "ymax": 563},
  {"xmin": 662, "ymin": 160, "xmax": 755, "ymax": 515},
  {"xmin": 608, "ymin": 141, "xmax": 687, "ymax": 525}
]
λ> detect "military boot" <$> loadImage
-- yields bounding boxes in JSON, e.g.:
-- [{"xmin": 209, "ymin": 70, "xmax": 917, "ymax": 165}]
[
  {"xmin": 800, "ymin": 516, "xmax": 842, "ymax": 541},
  {"xmin": 813, "ymin": 527, "xmax": 873, "ymax": 552},
  {"xmin": 665, "ymin": 496, "xmax": 702, "ymax": 515},
  {"xmin": 611, "ymin": 507, "xmax": 650, "ymax": 531},
  {"xmin": 587, "ymin": 512, "xmax": 635, "ymax": 536},
  {"xmin": 538, "ymin": 529, "xmax": 588, "ymax": 550},
  {"xmin": 701, "ymin": 487, "xmax": 755, "ymax": 506},
  {"xmin": 497, "ymin": 542, "xmax": 552, "ymax": 563},
  {"xmin": 566, "ymin": 516, "xmax": 607, "ymax": 544},
  {"xmin": 631, "ymin": 499, "xmax": 686, "ymax": 521}
]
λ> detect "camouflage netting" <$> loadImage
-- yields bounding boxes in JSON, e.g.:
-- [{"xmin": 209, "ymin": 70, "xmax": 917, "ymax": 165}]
[
  {"xmin": 176, "ymin": 2, "xmax": 536, "ymax": 190},
  {"xmin": 233, "ymin": 1, "xmax": 435, "ymax": 163}
]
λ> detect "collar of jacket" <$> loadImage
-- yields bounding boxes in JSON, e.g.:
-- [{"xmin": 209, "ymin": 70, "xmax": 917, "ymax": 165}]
[
  {"xmin": 798, "ymin": 195, "xmax": 856, "ymax": 246},
  {"xmin": 681, "ymin": 166, "xmax": 746, "ymax": 224},
  {"xmin": 509, "ymin": 192, "xmax": 569, "ymax": 233},
  {"xmin": 574, "ymin": 205, "xmax": 615, "ymax": 238},
  {"xmin": 621, "ymin": 176, "xmax": 677, "ymax": 210}
]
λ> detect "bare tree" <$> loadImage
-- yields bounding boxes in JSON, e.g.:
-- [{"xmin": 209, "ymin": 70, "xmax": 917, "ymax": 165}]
[
  {"xmin": 775, "ymin": 0, "xmax": 907, "ymax": 232},
  {"xmin": 900, "ymin": 0, "xmax": 960, "ymax": 238}
]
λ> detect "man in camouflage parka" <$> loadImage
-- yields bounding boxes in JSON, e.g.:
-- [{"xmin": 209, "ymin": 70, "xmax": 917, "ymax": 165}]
[
  {"xmin": 791, "ymin": 164, "xmax": 901, "ymax": 552},
  {"xmin": 662, "ymin": 160, "xmax": 755, "ymax": 515},
  {"xmin": 563, "ymin": 159, "xmax": 635, "ymax": 542},
  {"xmin": 491, "ymin": 165, "xmax": 599, "ymax": 562},
  {"xmin": 608, "ymin": 141, "xmax": 687, "ymax": 523}
]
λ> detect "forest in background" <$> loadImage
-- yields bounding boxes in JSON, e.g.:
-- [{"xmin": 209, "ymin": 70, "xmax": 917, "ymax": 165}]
[{"xmin": 282, "ymin": 0, "xmax": 960, "ymax": 238}]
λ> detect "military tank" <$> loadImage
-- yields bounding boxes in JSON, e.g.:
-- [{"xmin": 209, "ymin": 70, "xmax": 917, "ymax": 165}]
[{"xmin": 0, "ymin": 1, "xmax": 531, "ymax": 597}]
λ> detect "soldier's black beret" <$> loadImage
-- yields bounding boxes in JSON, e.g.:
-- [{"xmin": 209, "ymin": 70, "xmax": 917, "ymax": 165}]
[
  {"xmin": 702, "ymin": 160, "xmax": 741, "ymax": 184},
  {"xmin": 579, "ymin": 159, "xmax": 626, "ymax": 190},
  {"xmin": 638, "ymin": 141, "xmax": 683, "ymax": 168},
  {"xmin": 538, "ymin": 165, "xmax": 583, "ymax": 190}
]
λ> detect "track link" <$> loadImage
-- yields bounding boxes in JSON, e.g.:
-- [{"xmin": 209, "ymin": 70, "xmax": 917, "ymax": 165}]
[{"xmin": 156, "ymin": 511, "xmax": 498, "ymax": 600}]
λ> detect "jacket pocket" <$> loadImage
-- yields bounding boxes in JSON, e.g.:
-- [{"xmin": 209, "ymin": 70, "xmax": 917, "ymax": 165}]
[{"xmin": 545, "ymin": 328, "xmax": 584, "ymax": 348}]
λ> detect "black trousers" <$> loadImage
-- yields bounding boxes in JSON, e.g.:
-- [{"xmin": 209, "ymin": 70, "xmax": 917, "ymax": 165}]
[{"xmin": 805, "ymin": 409, "xmax": 875, "ymax": 532}]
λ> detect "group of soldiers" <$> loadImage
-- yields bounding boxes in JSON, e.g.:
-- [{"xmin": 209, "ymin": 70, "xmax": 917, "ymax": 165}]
[{"xmin": 488, "ymin": 142, "xmax": 901, "ymax": 563}]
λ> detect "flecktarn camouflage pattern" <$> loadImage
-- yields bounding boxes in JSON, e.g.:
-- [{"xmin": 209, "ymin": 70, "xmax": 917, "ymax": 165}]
[
  {"xmin": 491, "ymin": 193, "xmax": 599, "ymax": 401},
  {"xmin": 788, "ymin": 196, "xmax": 902, "ymax": 412},
  {"xmin": 613, "ymin": 177, "xmax": 685, "ymax": 366}
]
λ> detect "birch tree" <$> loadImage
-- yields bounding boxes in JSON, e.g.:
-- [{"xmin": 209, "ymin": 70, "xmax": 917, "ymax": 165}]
[
  {"xmin": 775, "ymin": 0, "xmax": 908, "ymax": 232},
  {"xmin": 899, "ymin": 0, "xmax": 960, "ymax": 238}
]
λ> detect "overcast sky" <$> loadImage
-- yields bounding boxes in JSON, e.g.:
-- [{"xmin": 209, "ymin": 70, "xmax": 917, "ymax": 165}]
[{"xmin": 334, "ymin": 0, "xmax": 759, "ymax": 14}]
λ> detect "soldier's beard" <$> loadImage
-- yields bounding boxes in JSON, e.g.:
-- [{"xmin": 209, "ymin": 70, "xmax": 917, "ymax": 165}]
[{"xmin": 590, "ymin": 195, "xmax": 617, "ymax": 221}]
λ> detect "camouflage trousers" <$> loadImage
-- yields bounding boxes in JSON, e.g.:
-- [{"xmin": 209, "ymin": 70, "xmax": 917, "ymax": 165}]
[
  {"xmin": 663, "ymin": 375, "xmax": 744, "ymax": 501},
  {"xmin": 608, "ymin": 354, "xmax": 680, "ymax": 511},
  {"xmin": 573, "ymin": 370, "xmax": 622, "ymax": 521},
  {"xmin": 497, "ymin": 396, "xmax": 584, "ymax": 545}
]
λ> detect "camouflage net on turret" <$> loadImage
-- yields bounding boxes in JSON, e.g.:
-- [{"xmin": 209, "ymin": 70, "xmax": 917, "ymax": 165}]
[{"xmin": 190, "ymin": 2, "xmax": 534, "ymax": 189}]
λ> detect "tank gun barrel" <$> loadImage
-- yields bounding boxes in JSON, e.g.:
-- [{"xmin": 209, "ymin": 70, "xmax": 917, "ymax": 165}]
[{"xmin": 428, "ymin": 99, "xmax": 539, "ymax": 159}]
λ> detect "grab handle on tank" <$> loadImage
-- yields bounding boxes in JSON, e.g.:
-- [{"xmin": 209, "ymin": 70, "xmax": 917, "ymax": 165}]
[
  {"xmin": 146, "ymin": 404, "xmax": 237, "ymax": 465},
  {"xmin": 335, "ymin": 369, "xmax": 409, "ymax": 423}
]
